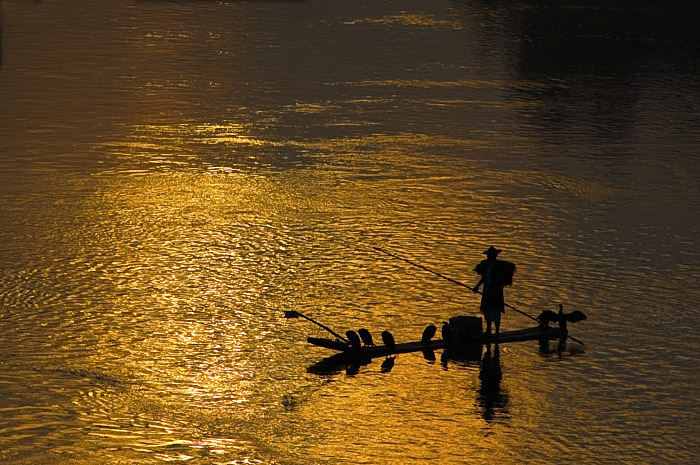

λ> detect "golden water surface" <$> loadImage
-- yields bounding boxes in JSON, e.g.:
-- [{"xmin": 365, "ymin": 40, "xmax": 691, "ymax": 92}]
[{"xmin": 1, "ymin": 1, "xmax": 699, "ymax": 464}]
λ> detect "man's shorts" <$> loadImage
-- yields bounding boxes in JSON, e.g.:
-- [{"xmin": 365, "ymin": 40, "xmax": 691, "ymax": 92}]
[{"xmin": 484, "ymin": 310, "xmax": 501, "ymax": 324}]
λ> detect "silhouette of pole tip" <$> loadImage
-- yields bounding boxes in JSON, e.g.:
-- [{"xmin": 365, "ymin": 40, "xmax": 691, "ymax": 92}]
[{"xmin": 283, "ymin": 310, "xmax": 348, "ymax": 343}]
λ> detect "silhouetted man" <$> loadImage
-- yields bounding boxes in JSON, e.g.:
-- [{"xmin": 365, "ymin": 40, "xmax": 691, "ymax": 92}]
[{"xmin": 472, "ymin": 246, "xmax": 516, "ymax": 336}]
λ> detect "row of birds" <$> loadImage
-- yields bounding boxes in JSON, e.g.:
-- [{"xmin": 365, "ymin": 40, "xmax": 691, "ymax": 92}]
[
  {"xmin": 345, "ymin": 325, "xmax": 438, "ymax": 350},
  {"xmin": 344, "ymin": 305, "xmax": 586, "ymax": 349}
]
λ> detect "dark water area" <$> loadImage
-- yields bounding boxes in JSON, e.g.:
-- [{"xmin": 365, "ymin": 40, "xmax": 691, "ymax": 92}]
[{"xmin": 1, "ymin": 1, "xmax": 700, "ymax": 464}]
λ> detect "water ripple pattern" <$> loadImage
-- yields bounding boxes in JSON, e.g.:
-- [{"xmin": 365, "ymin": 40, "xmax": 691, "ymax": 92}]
[{"xmin": 1, "ymin": 0, "xmax": 700, "ymax": 464}]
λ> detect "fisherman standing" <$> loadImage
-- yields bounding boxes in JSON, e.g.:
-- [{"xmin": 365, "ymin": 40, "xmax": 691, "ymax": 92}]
[{"xmin": 472, "ymin": 246, "xmax": 516, "ymax": 336}]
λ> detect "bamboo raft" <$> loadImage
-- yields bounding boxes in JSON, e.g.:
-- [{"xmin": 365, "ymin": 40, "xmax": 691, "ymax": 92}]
[
  {"xmin": 285, "ymin": 309, "xmax": 584, "ymax": 374},
  {"xmin": 305, "ymin": 323, "xmax": 567, "ymax": 374},
  {"xmin": 308, "ymin": 325, "xmax": 564, "ymax": 357}
]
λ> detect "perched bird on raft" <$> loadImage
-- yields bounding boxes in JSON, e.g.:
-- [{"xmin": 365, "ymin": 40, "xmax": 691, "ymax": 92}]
[
  {"xmin": 381, "ymin": 330, "xmax": 396, "ymax": 355},
  {"xmin": 537, "ymin": 304, "xmax": 587, "ymax": 333},
  {"xmin": 421, "ymin": 324, "xmax": 437, "ymax": 343},
  {"xmin": 441, "ymin": 321, "xmax": 451, "ymax": 342},
  {"xmin": 345, "ymin": 330, "xmax": 362, "ymax": 349},
  {"xmin": 358, "ymin": 328, "xmax": 374, "ymax": 347}
]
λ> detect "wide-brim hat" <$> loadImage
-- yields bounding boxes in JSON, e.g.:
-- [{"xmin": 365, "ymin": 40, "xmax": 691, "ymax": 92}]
[{"xmin": 483, "ymin": 246, "xmax": 502, "ymax": 256}]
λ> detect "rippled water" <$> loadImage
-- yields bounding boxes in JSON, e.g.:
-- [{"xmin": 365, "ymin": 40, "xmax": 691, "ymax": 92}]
[{"xmin": 1, "ymin": 0, "xmax": 700, "ymax": 464}]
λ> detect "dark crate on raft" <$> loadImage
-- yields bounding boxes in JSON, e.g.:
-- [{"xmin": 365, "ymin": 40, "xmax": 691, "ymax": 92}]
[{"xmin": 447, "ymin": 315, "xmax": 483, "ymax": 345}]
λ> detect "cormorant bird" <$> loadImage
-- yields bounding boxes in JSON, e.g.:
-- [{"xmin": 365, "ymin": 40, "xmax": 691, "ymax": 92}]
[
  {"xmin": 358, "ymin": 328, "xmax": 374, "ymax": 347},
  {"xmin": 537, "ymin": 304, "xmax": 587, "ymax": 333},
  {"xmin": 381, "ymin": 330, "xmax": 396, "ymax": 352},
  {"xmin": 441, "ymin": 321, "xmax": 451, "ymax": 342},
  {"xmin": 421, "ymin": 324, "xmax": 437, "ymax": 343},
  {"xmin": 345, "ymin": 330, "xmax": 362, "ymax": 349}
]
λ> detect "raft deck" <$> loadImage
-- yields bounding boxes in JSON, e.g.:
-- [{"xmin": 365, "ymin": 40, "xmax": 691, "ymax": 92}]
[
  {"xmin": 307, "ymin": 325, "xmax": 564, "ymax": 358},
  {"xmin": 306, "ymin": 325, "xmax": 568, "ymax": 374}
]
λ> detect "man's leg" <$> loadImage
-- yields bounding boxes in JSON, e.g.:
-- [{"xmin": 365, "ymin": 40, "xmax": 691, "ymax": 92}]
[{"xmin": 493, "ymin": 311, "xmax": 501, "ymax": 336}]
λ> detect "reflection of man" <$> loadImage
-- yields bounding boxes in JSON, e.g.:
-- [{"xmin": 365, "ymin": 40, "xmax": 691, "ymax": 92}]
[
  {"xmin": 478, "ymin": 343, "xmax": 505, "ymax": 421},
  {"xmin": 472, "ymin": 246, "xmax": 516, "ymax": 336}
]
